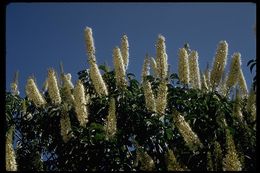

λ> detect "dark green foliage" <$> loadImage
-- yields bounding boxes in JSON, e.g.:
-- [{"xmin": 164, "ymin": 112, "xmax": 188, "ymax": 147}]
[
  {"xmin": 5, "ymin": 67, "xmax": 256, "ymax": 171},
  {"xmin": 247, "ymin": 58, "xmax": 256, "ymax": 92}
]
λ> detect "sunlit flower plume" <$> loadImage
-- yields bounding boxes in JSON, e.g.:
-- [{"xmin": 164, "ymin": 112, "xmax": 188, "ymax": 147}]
[
  {"xmin": 47, "ymin": 68, "xmax": 62, "ymax": 105},
  {"xmin": 210, "ymin": 41, "xmax": 228, "ymax": 89},
  {"xmin": 156, "ymin": 35, "xmax": 168, "ymax": 79},
  {"xmin": 26, "ymin": 77, "xmax": 46, "ymax": 107},
  {"xmin": 178, "ymin": 48, "xmax": 190, "ymax": 85},
  {"xmin": 113, "ymin": 47, "xmax": 127, "ymax": 89},
  {"xmin": 189, "ymin": 50, "xmax": 201, "ymax": 89},
  {"xmin": 121, "ymin": 34, "xmax": 129, "ymax": 70},
  {"xmin": 74, "ymin": 80, "xmax": 88, "ymax": 127}
]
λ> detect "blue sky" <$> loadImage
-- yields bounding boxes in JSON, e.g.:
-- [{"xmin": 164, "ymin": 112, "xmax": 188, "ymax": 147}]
[{"xmin": 6, "ymin": 3, "xmax": 256, "ymax": 97}]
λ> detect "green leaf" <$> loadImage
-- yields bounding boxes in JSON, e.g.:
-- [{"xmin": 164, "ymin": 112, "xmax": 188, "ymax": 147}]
[
  {"xmin": 127, "ymin": 73, "xmax": 136, "ymax": 79},
  {"xmin": 99, "ymin": 64, "xmax": 109, "ymax": 73},
  {"xmin": 250, "ymin": 62, "xmax": 256, "ymax": 73},
  {"xmin": 166, "ymin": 128, "xmax": 173, "ymax": 140},
  {"xmin": 247, "ymin": 59, "xmax": 255, "ymax": 67}
]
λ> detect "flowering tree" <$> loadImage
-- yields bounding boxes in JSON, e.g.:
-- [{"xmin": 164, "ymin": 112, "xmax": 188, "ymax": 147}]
[{"xmin": 6, "ymin": 27, "xmax": 256, "ymax": 171}]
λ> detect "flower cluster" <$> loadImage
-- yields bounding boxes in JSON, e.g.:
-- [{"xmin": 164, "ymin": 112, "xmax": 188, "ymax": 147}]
[
  {"xmin": 226, "ymin": 53, "xmax": 241, "ymax": 90},
  {"xmin": 25, "ymin": 77, "xmax": 46, "ymax": 107},
  {"xmin": 121, "ymin": 34, "xmax": 129, "ymax": 70},
  {"xmin": 178, "ymin": 48, "xmax": 190, "ymax": 85},
  {"xmin": 47, "ymin": 69, "xmax": 62, "ymax": 105},
  {"xmin": 213, "ymin": 141, "xmax": 223, "ymax": 171},
  {"xmin": 210, "ymin": 41, "xmax": 228, "ymax": 88},
  {"xmin": 10, "ymin": 83, "xmax": 19, "ymax": 95},
  {"xmin": 84, "ymin": 27, "xmax": 96, "ymax": 62},
  {"xmin": 61, "ymin": 73, "xmax": 75, "ymax": 105},
  {"xmin": 216, "ymin": 74, "xmax": 227, "ymax": 96},
  {"xmin": 85, "ymin": 27, "xmax": 108, "ymax": 96},
  {"xmin": 6, "ymin": 127, "xmax": 17, "ymax": 171},
  {"xmin": 232, "ymin": 89, "xmax": 244, "ymax": 121},
  {"xmin": 10, "ymin": 71, "xmax": 20, "ymax": 95},
  {"xmin": 156, "ymin": 35, "xmax": 168, "ymax": 79},
  {"xmin": 141, "ymin": 55, "xmax": 150, "ymax": 82},
  {"xmin": 143, "ymin": 81, "xmax": 156, "ymax": 112},
  {"xmin": 136, "ymin": 147, "xmax": 155, "ymax": 171},
  {"xmin": 188, "ymin": 50, "xmax": 201, "ymax": 89},
  {"xmin": 172, "ymin": 109, "xmax": 203, "ymax": 151},
  {"xmin": 238, "ymin": 68, "xmax": 248, "ymax": 97},
  {"xmin": 89, "ymin": 59, "xmax": 109, "ymax": 96},
  {"xmin": 165, "ymin": 149, "xmax": 185, "ymax": 171},
  {"xmin": 113, "ymin": 47, "xmax": 127, "ymax": 89},
  {"xmin": 222, "ymin": 129, "xmax": 242, "ymax": 171},
  {"xmin": 150, "ymin": 57, "xmax": 158, "ymax": 77},
  {"xmin": 155, "ymin": 80, "xmax": 168, "ymax": 115},
  {"xmin": 105, "ymin": 98, "xmax": 117, "ymax": 139},
  {"xmin": 74, "ymin": 80, "xmax": 88, "ymax": 127},
  {"xmin": 204, "ymin": 64, "xmax": 211, "ymax": 89},
  {"xmin": 60, "ymin": 104, "xmax": 73, "ymax": 143},
  {"xmin": 201, "ymin": 73, "xmax": 208, "ymax": 90}
]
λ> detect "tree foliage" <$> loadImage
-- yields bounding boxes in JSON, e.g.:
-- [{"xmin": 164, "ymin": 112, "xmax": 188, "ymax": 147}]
[{"xmin": 5, "ymin": 66, "xmax": 256, "ymax": 171}]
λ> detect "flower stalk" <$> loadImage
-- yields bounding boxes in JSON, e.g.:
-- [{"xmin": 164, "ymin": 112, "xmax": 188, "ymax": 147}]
[
  {"xmin": 210, "ymin": 41, "xmax": 228, "ymax": 88},
  {"xmin": 121, "ymin": 34, "xmax": 129, "ymax": 70},
  {"xmin": 113, "ymin": 47, "xmax": 127, "ymax": 89},
  {"xmin": 178, "ymin": 48, "xmax": 190, "ymax": 85},
  {"xmin": 26, "ymin": 77, "xmax": 46, "ymax": 107},
  {"xmin": 189, "ymin": 51, "xmax": 201, "ymax": 89},
  {"xmin": 74, "ymin": 80, "xmax": 88, "ymax": 127},
  {"xmin": 156, "ymin": 35, "xmax": 168, "ymax": 79}
]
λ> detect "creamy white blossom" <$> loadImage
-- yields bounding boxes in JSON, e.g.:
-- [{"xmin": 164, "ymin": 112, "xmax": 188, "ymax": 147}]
[
  {"xmin": 6, "ymin": 127, "xmax": 17, "ymax": 171},
  {"xmin": 143, "ymin": 81, "xmax": 156, "ymax": 112},
  {"xmin": 155, "ymin": 80, "xmax": 168, "ymax": 115},
  {"xmin": 238, "ymin": 69, "xmax": 248, "ymax": 97},
  {"xmin": 89, "ymin": 59, "xmax": 109, "ymax": 96},
  {"xmin": 61, "ymin": 73, "xmax": 75, "ymax": 105},
  {"xmin": 201, "ymin": 72, "xmax": 208, "ymax": 90},
  {"xmin": 42, "ymin": 78, "xmax": 48, "ymax": 93},
  {"xmin": 47, "ymin": 69, "xmax": 61, "ymax": 105},
  {"xmin": 60, "ymin": 104, "xmax": 73, "ymax": 143},
  {"xmin": 172, "ymin": 109, "xmax": 203, "ymax": 151},
  {"xmin": 142, "ymin": 55, "xmax": 156, "ymax": 112},
  {"xmin": 105, "ymin": 98, "xmax": 117, "ymax": 139},
  {"xmin": 210, "ymin": 41, "xmax": 228, "ymax": 88},
  {"xmin": 156, "ymin": 35, "xmax": 168, "ymax": 79},
  {"xmin": 213, "ymin": 141, "xmax": 223, "ymax": 171},
  {"xmin": 10, "ymin": 83, "xmax": 19, "ymax": 96},
  {"xmin": 121, "ymin": 34, "xmax": 129, "ymax": 70},
  {"xmin": 142, "ymin": 55, "xmax": 150, "ymax": 82},
  {"xmin": 10, "ymin": 71, "xmax": 19, "ymax": 95},
  {"xmin": 165, "ymin": 149, "xmax": 185, "ymax": 171},
  {"xmin": 64, "ymin": 73, "xmax": 74, "ymax": 88},
  {"xmin": 205, "ymin": 64, "xmax": 211, "ymax": 89},
  {"xmin": 150, "ymin": 57, "xmax": 158, "ymax": 78},
  {"xmin": 218, "ymin": 75, "xmax": 227, "ymax": 96},
  {"xmin": 189, "ymin": 51, "xmax": 201, "ymax": 89},
  {"xmin": 84, "ymin": 27, "xmax": 96, "ymax": 62},
  {"xmin": 113, "ymin": 47, "xmax": 127, "ymax": 89},
  {"xmin": 85, "ymin": 27, "xmax": 108, "ymax": 96},
  {"xmin": 136, "ymin": 147, "xmax": 155, "ymax": 171},
  {"xmin": 223, "ymin": 129, "xmax": 242, "ymax": 171},
  {"xmin": 233, "ymin": 89, "xmax": 243, "ymax": 121},
  {"xmin": 226, "ymin": 53, "xmax": 241, "ymax": 90},
  {"xmin": 178, "ymin": 48, "xmax": 190, "ymax": 85},
  {"xmin": 74, "ymin": 80, "xmax": 88, "ymax": 127},
  {"xmin": 26, "ymin": 77, "xmax": 46, "ymax": 107}
]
